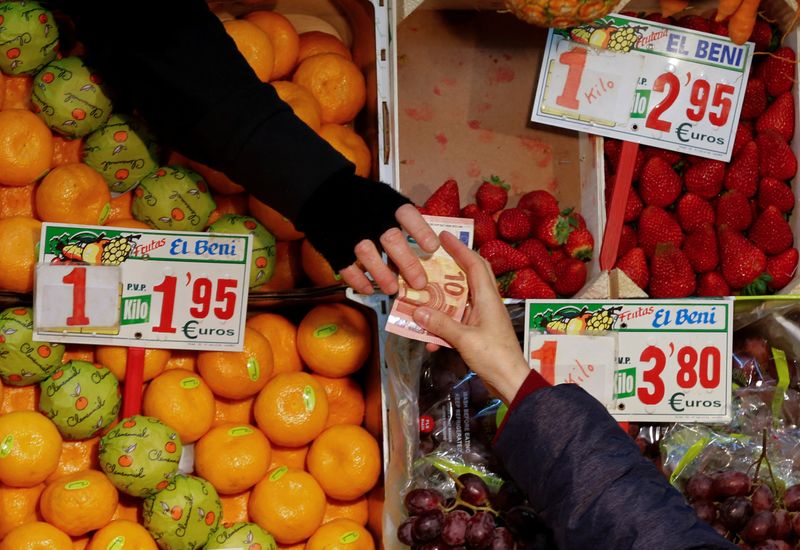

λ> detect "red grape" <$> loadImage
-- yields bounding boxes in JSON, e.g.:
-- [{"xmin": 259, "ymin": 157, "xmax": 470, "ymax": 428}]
[
  {"xmin": 754, "ymin": 541, "xmax": 793, "ymax": 550},
  {"xmin": 458, "ymin": 473, "xmax": 490, "ymax": 506},
  {"xmin": 686, "ymin": 472, "xmax": 714, "ymax": 502},
  {"xmin": 751, "ymin": 484, "xmax": 775, "ymax": 512},
  {"xmin": 397, "ymin": 517, "xmax": 415, "ymax": 546},
  {"xmin": 466, "ymin": 511, "xmax": 496, "ymax": 549},
  {"xmin": 741, "ymin": 510, "xmax": 776, "ymax": 543},
  {"xmin": 791, "ymin": 510, "xmax": 800, "ymax": 536},
  {"xmin": 492, "ymin": 481, "xmax": 524, "ymax": 512},
  {"xmin": 711, "ymin": 521, "xmax": 728, "ymax": 537},
  {"xmin": 442, "ymin": 510, "xmax": 469, "ymax": 546},
  {"xmin": 719, "ymin": 496, "xmax": 753, "ymax": 532},
  {"xmin": 489, "ymin": 527, "xmax": 515, "ymax": 550},
  {"xmin": 712, "ymin": 471, "xmax": 752, "ymax": 500},
  {"xmin": 783, "ymin": 484, "xmax": 800, "ymax": 512},
  {"xmin": 421, "ymin": 541, "xmax": 447, "ymax": 550},
  {"xmin": 413, "ymin": 509, "xmax": 445, "ymax": 543},
  {"xmin": 772, "ymin": 509, "xmax": 791, "ymax": 540},
  {"xmin": 405, "ymin": 489, "xmax": 444, "ymax": 515},
  {"xmin": 691, "ymin": 500, "xmax": 717, "ymax": 524}
]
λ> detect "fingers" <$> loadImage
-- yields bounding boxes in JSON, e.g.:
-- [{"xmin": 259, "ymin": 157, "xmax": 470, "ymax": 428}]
[
  {"xmin": 425, "ymin": 342, "xmax": 441, "ymax": 353},
  {"xmin": 440, "ymin": 232, "xmax": 497, "ymax": 301},
  {"xmin": 354, "ymin": 239, "xmax": 398, "ymax": 295},
  {"xmin": 380, "ymin": 227, "xmax": 427, "ymax": 291},
  {"xmin": 413, "ymin": 307, "xmax": 464, "ymax": 348},
  {"xmin": 339, "ymin": 265, "xmax": 374, "ymax": 295},
  {"xmin": 396, "ymin": 203, "xmax": 439, "ymax": 252}
]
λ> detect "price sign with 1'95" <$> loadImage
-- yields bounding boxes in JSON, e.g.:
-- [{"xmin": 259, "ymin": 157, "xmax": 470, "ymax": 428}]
[
  {"xmin": 524, "ymin": 299, "xmax": 733, "ymax": 422},
  {"xmin": 531, "ymin": 14, "xmax": 753, "ymax": 162},
  {"xmin": 32, "ymin": 223, "xmax": 252, "ymax": 351}
]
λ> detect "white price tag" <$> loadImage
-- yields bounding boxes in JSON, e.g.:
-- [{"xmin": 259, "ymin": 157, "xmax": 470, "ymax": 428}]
[{"xmin": 532, "ymin": 14, "xmax": 754, "ymax": 162}]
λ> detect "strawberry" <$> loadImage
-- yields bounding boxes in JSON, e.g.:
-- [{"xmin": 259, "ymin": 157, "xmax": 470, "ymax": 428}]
[
  {"xmin": 709, "ymin": 19, "xmax": 728, "ymax": 37},
  {"xmin": 749, "ymin": 20, "xmax": 775, "ymax": 52},
  {"xmin": 536, "ymin": 210, "xmax": 575, "ymax": 249},
  {"xmin": 615, "ymin": 247, "xmax": 649, "ymax": 290},
  {"xmin": 749, "ymin": 205, "xmax": 793, "ymax": 255},
  {"xmin": 604, "ymin": 139, "xmax": 622, "ymax": 171},
  {"xmin": 553, "ymin": 257, "xmax": 587, "ymax": 296},
  {"xmin": 677, "ymin": 15, "xmax": 711, "ymax": 33},
  {"xmin": 758, "ymin": 177, "xmax": 795, "ymax": 213},
  {"xmin": 683, "ymin": 224, "xmax": 719, "ymax": 273},
  {"xmin": 517, "ymin": 238, "xmax": 556, "ymax": 282},
  {"xmin": 497, "ymin": 207, "xmax": 532, "ymax": 242},
  {"xmin": 644, "ymin": 13, "xmax": 674, "ymax": 24},
  {"xmin": 638, "ymin": 206, "xmax": 684, "ymax": 258},
  {"xmin": 565, "ymin": 227, "xmax": 594, "ymax": 260},
  {"xmin": 724, "ymin": 141, "xmax": 759, "ymax": 197},
  {"xmin": 649, "ymin": 244, "xmax": 696, "ymax": 298},
  {"xmin": 475, "ymin": 175, "xmax": 509, "ymax": 214},
  {"xmin": 518, "ymin": 189, "xmax": 559, "ymax": 223},
  {"xmin": 758, "ymin": 46, "xmax": 795, "ymax": 97},
  {"xmin": 606, "ymin": 174, "xmax": 644, "ymax": 222},
  {"xmin": 757, "ymin": 130, "xmax": 798, "ymax": 181},
  {"xmin": 732, "ymin": 122, "xmax": 753, "ymax": 157},
  {"xmin": 618, "ymin": 225, "xmax": 638, "ymax": 259},
  {"xmin": 571, "ymin": 211, "xmax": 587, "ymax": 231},
  {"xmin": 767, "ymin": 247, "xmax": 799, "ymax": 290},
  {"xmin": 461, "ymin": 204, "xmax": 497, "ymax": 248},
  {"xmin": 676, "ymin": 193, "xmax": 715, "ymax": 232},
  {"xmin": 719, "ymin": 228, "xmax": 768, "ymax": 290},
  {"xmin": 684, "ymin": 159, "xmax": 725, "ymax": 199},
  {"xmin": 479, "ymin": 239, "xmax": 530, "ymax": 275},
  {"xmin": 498, "ymin": 268, "xmax": 556, "ymax": 299},
  {"xmin": 423, "ymin": 179, "xmax": 460, "ymax": 217},
  {"xmin": 639, "ymin": 157, "xmax": 681, "ymax": 207},
  {"xmin": 756, "ymin": 92, "xmax": 795, "ymax": 143},
  {"xmin": 716, "ymin": 190, "xmax": 753, "ymax": 231},
  {"xmin": 550, "ymin": 247, "xmax": 568, "ymax": 265},
  {"xmin": 740, "ymin": 79, "xmax": 767, "ymax": 120},
  {"xmin": 697, "ymin": 272, "xmax": 731, "ymax": 297}
]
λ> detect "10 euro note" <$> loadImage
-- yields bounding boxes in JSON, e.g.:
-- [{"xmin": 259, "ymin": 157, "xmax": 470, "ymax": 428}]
[{"xmin": 385, "ymin": 215, "xmax": 474, "ymax": 347}]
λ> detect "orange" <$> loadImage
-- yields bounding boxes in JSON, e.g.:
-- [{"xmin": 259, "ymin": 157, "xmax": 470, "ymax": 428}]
[
  {"xmin": 195, "ymin": 423, "xmax": 271, "ymax": 494},
  {"xmin": 0, "ymin": 384, "xmax": 39, "ymax": 414},
  {"xmin": 51, "ymin": 136, "xmax": 83, "ymax": 168},
  {"xmin": 163, "ymin": 350, "xmax": 197, "ymax": 372},
  {"xmin": 271, "ymin": 80, "xmax": 322, "ymax": 131},
  {"xmin": 61, "ymin": 345, "xmax": 95, "ymax": 364},
  {"xmin": 96, "ymin": 346, "xmax": 170, "ymax": 382},
  {"xmin": 257, "ymin": 241, "xmax": 302, "ymax": 292},
  {"xmin": 39, "ymin": 470, "xmax": 118, "ymax": 536},
  {"xmin": 0, "ymin": 216, "xmax": 41, "ymax": 292},
  {"xmin": 220, "ymin": 491, "xmax": 250, "ymax": 527},
  {"xmin": 197, "ymin": 327, "xmax": 274, "ymax": 399},
  {"xmin": 297, "ymin": 31, "xmax": 352, "ymax": 63},
  {"xmin": 88, "ymin": 520, "xmax": 157, "ymax": 550},
  {"xmin": 72, "ymin": 536, "xmax": 90, "ymax": 550},
  {"xmin": 0, "ymin": 183, "xmax": 36, "ymax": 219},
  {"xmin": 0, "ymin": 521, "xmax": 72, "ymax": 550},
  {"xmin": 36, "ymin": 163, "xmax": 110, "ymax": 225},
  {"xmin": 307, "ymin": 519, "xmax": 374, "ymax": 550},
  {"xmin": 312, "ymin": 375, "xmax": 365, "ymax": 427},
  {"xmin": 297, "ymin": 304, "xmax": 371, "ymax": 377},
  {"xmin": 301, "ymin": 239, "xmax": 341, "ymax": 287},
  {"xmin": 249, "ymin": 467, "xmax": 326, "ymax": 544},
  {"xmin": 248, "ymin": 196, "xmax": 304, "ymax": 240},
  {"xmin": 278, "ymin": 544, "xmax": 307, "ymax": 550},
  {"xmin": 245, "ymin": 11, "xmax": 300, "ymax": 79},
  {"xmin": 0, "ymin": 483, "xmax": 45, "ymax": 538},
  {"xmin": 254, "ymin": 372, "xmax": 329, "ymax": 447},
  {"xmin": 212, "ymin": 192, "xmax": 249, "ymax": 216},
  {"xmin": 213, "ymin": 395, "xmax": 255, "ymax": 426},
  {"xmin": 269, "ymin": 444, "xmax": 309, "ymax": 471},
  {"xmin": 323, "ymin": 495, "xmax": 369, "ymax": 526},
  {"xmin": 318, "ymin": 124, "xmax": 371, "ymax": 177},
  {"xmin": 247, "ymin": 313, "xmax": 303, "ymax": 377},
  {"xmin": 0, "ymin": 110, "xmax": 50, "ymax": 187},
  {"xmin": 293, "ymin": 54, "xmax": 366, "ymax": 124},
  {"xmin": 306, "ymin": 425, "xmax": 380, "ymax": 500},
  {"xmin": 106, "ymin": 191, "xmax": 133, "ymax": 223},
  {"xmin": 104, "ymin": 218, "xmax": 150, "ymax": 229},
  {"xmin": 142, "ymin": 370, "xmax": 215, "ymax": 443},
  {"xmin": 0, "ymin": 71, "xmax": 4, "ymax": 108},
  {"xmin": 46, "ymin": 438, "xmax": 100, "ymax": 483},
  {"xmin": 366, "ymin": 485, "xmax": 383, "ymax": 539},
  {"xmin": 224, "ymin": 19, "xmax": 275, "ymax": 82},
  {"xmin": 0, "ymin": 411, "xmax": 62, "ymax": 487},
  {"xmin": 110, "ymin": 494, "xmax": 140, "ymax": 523},
  {"xmin": 3, "ymin": 75, "xmax": 33, "ymax": 111},
  {"xmin": 184, "ymin": 157, "xmax": 244, "ymax": 195},
  {"xmin": 0, "ymin": 379, "xmax": 3, "ymax": 406}
]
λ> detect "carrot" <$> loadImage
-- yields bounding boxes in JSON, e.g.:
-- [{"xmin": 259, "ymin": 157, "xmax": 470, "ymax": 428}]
[
  {"xmin": 728, "ymin": 0, "xmax": 761, "ymax": 44},
  {"xmin": 660, "ymin": 0, "xmax": 689, "ymax": 17},
  {"xmin": 715, "ymin": 0, "xmax": 744, "ymax": 21}
]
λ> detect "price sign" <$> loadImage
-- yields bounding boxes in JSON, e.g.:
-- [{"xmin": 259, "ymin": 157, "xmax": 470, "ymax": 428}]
[
  {"xmin": 33, "ymin": 223, "xmax": 252, "ymax": 351},
  {"xmin": 524, "ymin": 299, "xmax": 733, "ymax": 422},
  {"xmin": 531, "ymin": 14, "xmax": 754, "ymax": 162}
]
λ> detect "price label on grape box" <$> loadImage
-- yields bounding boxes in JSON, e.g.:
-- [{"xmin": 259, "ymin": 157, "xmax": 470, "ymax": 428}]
[
  {"xmin": 524, "ymin": 299, "xmax": 734, "ymax": 422},
  {"xmin": 32, "ymin": 223, "xmax": 252, "ymax": 351},
  {"xmin": 531, "ymin": 14, "xmax": 754, "ymax": 162}
]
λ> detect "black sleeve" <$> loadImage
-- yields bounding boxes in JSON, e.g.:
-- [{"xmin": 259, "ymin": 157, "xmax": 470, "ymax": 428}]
[
  {"xmin": 494, "ymin": 384, "xmax": 738, "ymax": 550},
  {"xmin": 54, "ymin": 0, "xmax": 410, "ymax": 270}
]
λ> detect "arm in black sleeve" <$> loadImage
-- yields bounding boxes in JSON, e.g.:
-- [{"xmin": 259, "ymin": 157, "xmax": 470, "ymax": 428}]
[
  {"xmin": 54, "ymin": 0, "xmax": 409, "ymax": 270},
  {"xmin": 494, "ymin": 383, "xmax": 737, "ymax": 550}
]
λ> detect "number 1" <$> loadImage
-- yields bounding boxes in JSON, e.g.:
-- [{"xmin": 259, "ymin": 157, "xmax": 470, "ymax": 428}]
[
  {"xmin": 530, "ymin": 340, "xmax": 557, "ymax": 384},
  {"xmin": 63, "ymin": 267, "xmax": 89, "ymax": 326},
  {"xmin": 556, "ymin": 47, "xmax": 587, "ymax": 110}
]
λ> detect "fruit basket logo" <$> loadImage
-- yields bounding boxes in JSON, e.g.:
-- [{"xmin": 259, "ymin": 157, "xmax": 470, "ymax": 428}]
[
  {"xmin": 560, "ymin": 21, "xmax": 647, "ymax": 53},
  {"xmin": 48, "ymin": 230, "xmax": 141, "ymax": 266},
  {"xmin": 533, "ymin": 305, "xmax": 623, "ymax": 334}
]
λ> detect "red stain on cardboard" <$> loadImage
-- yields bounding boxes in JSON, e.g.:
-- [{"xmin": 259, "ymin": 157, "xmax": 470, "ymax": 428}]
[
  {"xmin": 478, "ymin": 130, "xmax": 494, "ymax": 143},
  {"xmin": 468, "ymin": 120, "xmax": 481, "ymax": 130},
  {"xmin": 404, "ymin": 104, "xmax": 434, "ymax": 122},
  {"xmin": 467, "ymin": 161, "xmax": 481, "ymax": 178},
  {"xmin": 519, "ymin": 136, "xmax": 553, "ymax": 168},
  {"xmin": 476, "ymin": 102, "xmax": 492, "ymax": 113},
  {"xmin": 433, "ymin": 86, "xmax": 442, "ymax": 96},
  {"xmin": 442, "ymin": 77, "xmax": 457, "ymax": 87},
  {"xmin": 435, "ymin": 132, "xmax": 448, "ymax": 152},
  {"xmin": 547, "ymin": 178, "xmax": 558, "ymax": 192},
  {"xmin": 488, "ymin": 66, "xmax": 515, "ymax": 85}
]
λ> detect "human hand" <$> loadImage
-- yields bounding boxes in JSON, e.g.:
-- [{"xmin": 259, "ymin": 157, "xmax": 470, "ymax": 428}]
[
  {"xmin": 339, "ymin": 203, "xmax": 439, "ymax": 295},
  {"xmin": 410, "ymin": 232, "xmax": 530, "ymax": 403}
]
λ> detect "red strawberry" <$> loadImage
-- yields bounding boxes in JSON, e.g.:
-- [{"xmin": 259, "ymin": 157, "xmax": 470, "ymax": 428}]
[
  {"xmin": 479, "ymin": 239, "xmax": 530, "ymax": 275},
  {"xmin": 758, "ymin": 177, "xmax": 795, "ymax": 213},
  {"xmin": 615, "ymin": 247, "xmax": 649, "ymax": 290},
  {"xmin": 638, "ymin": 206, "xmax": 684, "ymax": 258},
  {"xmin": 732, "ymin": 122, "xmax": 753, "ymax": 157},
  {"xmin": 423, "ymin": 179, "xmax": 460, "ymax": 217},
  {"xmin": 517, "ymin": 238, "xmax": 556, "ymax": 282},
  {"xmin": 461, "ymin": 204, "xmax": 497, "ymax": 248},
  {"xmin": 684, "ymin": 159, "xmax": 725, "ymax": 199},
  {"xmin": 758, "ymin": 46, "xmax": 795, "ymax": 97},
  {"xmin": 571, "ymin": 211, "xmax": 587, "ymax": 231},
  {"xmin": 697, "ymin": 272, "xmax": 731, "ymax": 297},
  {"xmin": 497, "ymin": 207, "xmax": 532, "ymax": 242},
  {"xmin": 553, "ymin": 258, "xmax": 587, "ymax": 296},
  {"xmin": 639, "ymin": 157, "xmax": 681, "ymax": 207},
  {"xmin": 756, "ymin": 92, "xmax": 795, "ymax": 142},
  {"xmin": 719, "ymin": 228, "xmax": 768, "ymax": 290},
  {"xmin": 676, "ymin": 193, "xmax": 715, "ymax": 232},
  {"xmin": 550, "ymin": 247, "xmax": 568, "ymax": 265},
  {"xmin": 716, "ymin": 190, "xmax": 753, "ymax": 231},
  {"xmin": 757, "ymin": 130, "xmax": 797, "ymax": 181},
  {"xmin": 565, "ymin": 227, "xmax": 594, "ymax": 261},
  {"xmin": 644, "ymin": 13, "xmax": 674, "ymax": 24},
  {"xmin": 677, "ymin": 15, "xmax": 711, "ymax": 33},
  {"xmin": 618, "ymin": 225, "xmax": 638, "ymax": 259},
  {"xmin": 749, "ymin": 205, "xmax": 793, "ymax": 255},
  {"xmin": 709, "ymin": 19, "xmax": 728, "ymax": 37},
  {"xmin": 475, "ymin": 175, "xmax": 509, "ymax": 214},
  {"xmin": 536, "ymin": 210, "xmax": 575, "ymax": 249},
  {"xmin": 499, "ymin": 268, "xmax": 556, "ymax": 299},
  {"xmin": 724, "ymin": 141, "xmax": 759, "ymax": 197},
  {"xmin": 642, "ymin": 146, "xmax": 682, "ymax": 165},
  {"xmin": 683, "ymin": 225, "xmax": 719, "ymax": 273},
  {"xmin": 749, "ymin": 20, "xmax": 775, "ymax": 52},
  {"xmin": 767, "ymin": 247, "xmax": 799, "ymax": 290},
  {"xmin": 606, "ymin": 174, "xmax": 644, "ymax": 222},
  {"xmin": 740, "ymin": 79, "xmax": 767, "ymax": 120},
  {"xmin": 649, "ymin": 244, "xmax": 696, "ymax": 298},
  {"xmin": 518, "ymin": 190, "xmax": 559, "ymax": 223},
  {"xmin": 604, "ymin": 139, "xmax": 621, "ymax": 171}
]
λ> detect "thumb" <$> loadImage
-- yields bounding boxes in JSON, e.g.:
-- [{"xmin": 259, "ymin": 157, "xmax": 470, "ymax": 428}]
[{"xmin": 413, "ymin": 307, "xmax": 463, "ymax": 346}]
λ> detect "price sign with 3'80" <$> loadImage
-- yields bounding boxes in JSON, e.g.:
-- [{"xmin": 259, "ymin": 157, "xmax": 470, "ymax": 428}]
[{"xmin": 531, "ymin": 14, "xmax": 753, "ymax": 162}]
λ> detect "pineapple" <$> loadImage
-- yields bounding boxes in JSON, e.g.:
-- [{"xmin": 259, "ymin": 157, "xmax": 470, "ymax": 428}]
[{"xmin": 505, "ymin": 0, "xmax": 618, "ymax": 28}]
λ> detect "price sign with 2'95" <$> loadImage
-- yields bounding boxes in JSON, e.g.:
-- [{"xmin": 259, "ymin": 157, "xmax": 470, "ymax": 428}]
[
  {"xmin": 524, "ymin": 299, "xmax": 733, "ymax": 422},
  {"xmin": 32, "ymin": 223, "xmax": 252, "ymax": 351},
  {"xmin": 531, "ymin": 14, "xmax": 753, "ymax": 162}
]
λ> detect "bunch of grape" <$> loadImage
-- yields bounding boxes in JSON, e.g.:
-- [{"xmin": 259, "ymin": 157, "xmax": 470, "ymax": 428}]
[
  {"xmin": 396, "ymin": 474, "xmax": 555, "ymax": 549},
  {"xmin": 101, "ymin": 235, "xmax": 138, "ymax": 265},
  {"xmin": 607, "ymin": 27, "xmax": 639, "ymax": 53},
  {"xmin": 684, "ymin": 470, "xmax": 800, "ymax": 549}
]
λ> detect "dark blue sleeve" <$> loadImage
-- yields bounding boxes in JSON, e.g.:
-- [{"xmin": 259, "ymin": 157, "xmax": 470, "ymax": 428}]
[{"xmin": 494, "ymin": 384, "xmax": 737, "ymax": 550}]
